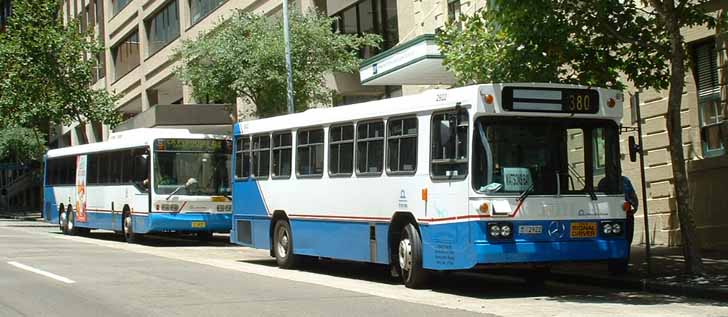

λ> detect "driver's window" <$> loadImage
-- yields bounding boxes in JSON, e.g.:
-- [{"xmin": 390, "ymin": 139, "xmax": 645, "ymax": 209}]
[
  {"xmin": 430, "ymin": 108, "xmax": 468, "ymax": 179},
  {"xmin": 564, "ymin": 128, "xmax": 586, "ymax": 192}
]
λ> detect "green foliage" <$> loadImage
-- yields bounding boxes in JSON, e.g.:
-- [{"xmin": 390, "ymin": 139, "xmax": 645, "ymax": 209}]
[
  {"xmin": 437, "ymin": 0, "xmax": 715, "ymax": 91},
  {"xmin": 0, "ymin": 127, "xmax": 46, "ymax": 163},
  {"xmin": 175, "ymin": 8, "xmax": 381, "ymax": 117},
  {"xmin": 0, "ymin": 0, "xmax": 121, "ymax": 130}
]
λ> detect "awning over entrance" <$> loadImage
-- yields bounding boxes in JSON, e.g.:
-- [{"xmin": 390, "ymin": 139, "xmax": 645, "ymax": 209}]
[
  {"xmin": 359, "ymin": 34, "xmax": 456, "ymax": 86},
  {"xmin": 113, "ymin": 104, "xmax": 233, "ymax": 135}
]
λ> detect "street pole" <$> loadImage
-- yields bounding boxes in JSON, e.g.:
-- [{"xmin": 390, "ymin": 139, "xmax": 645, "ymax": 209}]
[
  {"xmin": 633, "ymin": 92, "xmax": 653, "ymax": 276},
  {"xmin": 282, "ymin": 0, "xmax": 294, "ymax": 114}
]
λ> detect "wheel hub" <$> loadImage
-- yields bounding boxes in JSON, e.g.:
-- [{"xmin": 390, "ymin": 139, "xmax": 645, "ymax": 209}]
[
  {"xmin": 398, "ymin": 238, "xmax": 412, "ymax": 271},
  {"xmin": 277, "ymin": 228, "xmax": 289, "ymax": 258}
]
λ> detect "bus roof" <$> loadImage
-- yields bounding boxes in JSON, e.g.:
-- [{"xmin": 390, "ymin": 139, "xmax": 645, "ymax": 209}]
[
  {"xmin": 45, "ymin": 128, "xmax": 229, "ymax": 159},
  {"xmin": 234, "ymin": 83, "xmax": 622, "ymax": 135}
]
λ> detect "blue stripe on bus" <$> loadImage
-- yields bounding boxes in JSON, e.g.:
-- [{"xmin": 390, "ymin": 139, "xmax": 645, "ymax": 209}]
[
  {"xmin": 231, "ymin": 213, "xmax": 629, "ymax": 270},
  {"xmin": 140, "ymin": 212, "xmax": 232, "ymax": 233}
]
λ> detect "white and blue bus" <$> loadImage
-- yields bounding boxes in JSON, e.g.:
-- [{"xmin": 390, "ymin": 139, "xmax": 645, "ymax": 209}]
[
  {"xmin": 230, "ymin": 83, "xmax": 629, "ymax": 288},
  {"xmin": 43, "ymin": 128, "xmax": 233, "ymax": 243}
]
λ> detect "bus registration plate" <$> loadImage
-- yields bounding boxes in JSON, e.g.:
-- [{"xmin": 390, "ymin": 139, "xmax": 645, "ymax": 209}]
[
  {"xmin": 570, "ymin": 222, "xmax": 597, "ymax": 238},
  {"xmin": 518, "ymin": 225, "xmax": 542, "ymax": 234},
  {"xmin": 191, "ymin": 221, "xmax": 207, "ymax": 228}
]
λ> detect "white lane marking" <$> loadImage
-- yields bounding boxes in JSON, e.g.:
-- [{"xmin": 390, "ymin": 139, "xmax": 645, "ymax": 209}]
[{"xmin": 7, "ymin": 261, "xmax": 76, "ymax": 284}]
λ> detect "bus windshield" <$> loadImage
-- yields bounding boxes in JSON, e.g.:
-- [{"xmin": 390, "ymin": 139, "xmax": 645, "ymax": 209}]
[
  {"xmin": 153, "ymin": 139, "xmax": 232, "ymax": 196},
  {"xmin": 472, "ymin": 117, "xmax": 621, "ymax": 195}
]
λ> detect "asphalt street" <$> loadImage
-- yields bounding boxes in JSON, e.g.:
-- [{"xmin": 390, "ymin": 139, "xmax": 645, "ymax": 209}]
[{"xmin": 1, "ymin": 219, "xmax": 726, "ymax": 317}]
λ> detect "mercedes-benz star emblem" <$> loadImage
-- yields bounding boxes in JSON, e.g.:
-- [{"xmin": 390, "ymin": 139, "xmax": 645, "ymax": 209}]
[{"xmin": 548, "ymin": 221, "xmax": 566, "ymax": 239}]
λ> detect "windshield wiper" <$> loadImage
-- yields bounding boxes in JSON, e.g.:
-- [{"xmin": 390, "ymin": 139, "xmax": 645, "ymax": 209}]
[
  {"xmin": 587, "ymin": 186, "xmax": 598, "ymax": 201},
  {"xmin": 517, "ymin": 184, "xmax": 534, "ymax": 202}
]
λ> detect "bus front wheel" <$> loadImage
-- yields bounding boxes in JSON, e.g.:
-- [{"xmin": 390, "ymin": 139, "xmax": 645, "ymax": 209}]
[
  {"xmin": 59, "ymin": 207, "xmax": 68, "ymax": 234},
  {"xmin": 273, "ymin": 220, "xmax": 298, "ymax": 269},
  {"xmin": 123, "ymin": 213, "xmax": 141, "ymax": 243},
  {"xmin": 398, "ymin": 224, "xmax": 430, "ymax": 289}
]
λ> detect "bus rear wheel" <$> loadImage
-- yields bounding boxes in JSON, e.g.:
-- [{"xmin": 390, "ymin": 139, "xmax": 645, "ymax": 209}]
[
  {"xmin": 66, "ymin": 207, "xmax": 79, "ymax": 236},
  {"xmin": 273, "ymin": 220, "xmax": 298, "ymax": 269},
  {"xmin": 398, "ymin": 224, "xmax": 430, "ymax": 289}
]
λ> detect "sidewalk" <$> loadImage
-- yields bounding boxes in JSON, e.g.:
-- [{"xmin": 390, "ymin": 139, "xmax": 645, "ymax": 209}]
[
  {"xmin": 0, "ymin": 210, "xmax": 42, "ymax": 221},
  {"xmin": 551, "ymin": 246, "xmax": 728, "ymax": 301}
]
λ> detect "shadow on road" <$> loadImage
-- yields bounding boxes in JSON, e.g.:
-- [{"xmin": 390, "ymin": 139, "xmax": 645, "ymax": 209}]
[
  {"xmin": 51, "ymin": 229, "xmax": 235, "ymax": 248},
  {"xmin": 239, "ymin": 256, "xmax": 728, "ymax": 307}
]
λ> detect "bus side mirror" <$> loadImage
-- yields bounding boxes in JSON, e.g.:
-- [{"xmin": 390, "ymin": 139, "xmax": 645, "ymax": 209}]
[{"xmin": 628, "ymin": 136, "xmax": 639, "ymax": 162}]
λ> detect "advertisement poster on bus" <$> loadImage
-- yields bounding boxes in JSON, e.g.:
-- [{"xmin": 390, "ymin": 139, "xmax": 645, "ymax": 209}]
[{"xmin": 75, "ymin": 155, "xmax": 88, "ymax": 222}]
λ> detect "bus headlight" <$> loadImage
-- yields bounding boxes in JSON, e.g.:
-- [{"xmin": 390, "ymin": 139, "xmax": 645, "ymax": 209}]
[
  {"xmin": 489, "ymin": 224, "xmax": 501, "ymax": 237},
  {"xmin": 602, "ymin": 223, "xmax": 613, "ymax": 235},
  {"xmin": 612, "ymin": 223, "xmax": 622, "ymax": 235},
  {"xmin": 500, "ymin": 225, "xmax": 512, "ymax": 238}
]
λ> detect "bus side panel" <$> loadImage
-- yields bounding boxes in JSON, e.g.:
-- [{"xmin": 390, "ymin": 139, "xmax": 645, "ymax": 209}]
[
  {"xmin": 76, "ymin": 211, "xmax": 114, "ymax": 230},
  {"xmin": 232, "ymin": 180, "xmax": 269, "ymax": 217},
  {"xmin": 420, "ymin": 222, "xmax": 478, "ymax": 270},
  {"xmin": 43, "ymin": 186, "xmax": 58, "ymax": 224},
  {"xmin": 290, "ymin": 219, "xmax": 377, "ymax": 263},
  {"xmin": 231, "ymin": 216, "xmax": 272, "ymax": 249}
]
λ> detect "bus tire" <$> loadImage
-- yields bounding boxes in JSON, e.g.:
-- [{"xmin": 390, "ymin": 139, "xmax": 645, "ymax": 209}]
[
  {"xmin": 66, "ymin": 206, "xmax": 79, "ymax": 236},
  {"xmin": 122, "ymin": 212, "xmax": 141, "ymax": 243},
  {"xmin": 196, "ymin": 231, "xmax": 213, "ymax": 242},
  {"xmin": 273, "ymin": 220, "xmax": 298, "ymax": 269},
  {"xmin": 398, "ymin": 224, "xmax": 430, "ymax": 289},
  {"xmin": 59, "ymin": 206, "xmax": 68, "ymax": 234}
]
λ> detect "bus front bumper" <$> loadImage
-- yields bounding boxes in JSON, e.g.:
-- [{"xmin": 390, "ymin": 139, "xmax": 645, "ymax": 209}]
[{"xmin": 140, "ymin": 212, "xmax": 232, "ymax": 233}]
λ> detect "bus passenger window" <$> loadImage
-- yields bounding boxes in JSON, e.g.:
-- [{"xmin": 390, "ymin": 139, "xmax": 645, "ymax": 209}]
[
  {"xmin": 297, "ymin": 129, "xmax": 324, "ymax": 177},
  {"xmin": 431, "ymin": 109, "xmax": 468, "ymax": 179},
  {"xmin": 329, "ymin": 124, "xmax": 354, "ymax": 176},
  {"xmin": 252, "ymin": 135, "xmax": 270, "ymax": 179},
  {"xmin": 387, "ymin": 117, "xmax": 417, "ymax": 174},
  {"xmin": 272, "ymin": 132, "xmax": 292, "ymax": 178},
  {"xmin": 356, "ymin": 121, "xmax": 384, "ymax": 175},
  {"xmin": 235, "ymin": 136, "xmax": 251, "ymax": 179}
]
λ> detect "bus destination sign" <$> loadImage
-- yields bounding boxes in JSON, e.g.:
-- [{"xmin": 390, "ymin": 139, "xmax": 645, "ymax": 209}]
[
  {"xmin": 501, "ymin": 87, "xmax": 599, "ymax": 114},
  {"xmin": 155, "ymin": 139, "xmax": 231, "ymax": 152}
]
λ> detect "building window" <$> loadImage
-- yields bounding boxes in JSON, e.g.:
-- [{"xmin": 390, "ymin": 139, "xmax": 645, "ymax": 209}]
[
  {"xmin": 447, "ymin": 0, "xmax": 461, "ymax": 29},
  {"xmin": 92, "ymin": 52, "xmax": 105, "ymax": 82},
  {"xmin": 252, "ymin": 135, "xmax": 270, "ymax": 179},
  {"xmin": 271, "ymin": 132, "xmax": 292, "ymax": 178},
  {"xmin": 333, "ymin": 0, "xmax": 398, "ymax": 59},
  {"xmin": 693, "ymin": 41, "xmax": 726, "ymax": 157},
  {"xmin": 0, "ymin": 0, "xmax": 11, "ymax": 30},
  {"xmin": 296, "ymin": 129, "xmax": 324, "ymax": 177},
  {"xmin": 112, "ymin": 31, "xmax": 140, "ymax": 81},
  {"xmin": 111, "ymin": 0, "xmax": 130, "ymax": 16},
  {"xmin": 356, "ymin": 121, "xmax": 384, "ymax": 175},
  {"xmin": 146, "ymin": 0, "xmax": 180, "ymax": 56},
  {"xmin": 387, "ymin": 117, "xmax": 417, "ymax": 174},
  {"xmin": 189, "ymin": 0, "xmax": 224, "ymax": 25},
  {"xmin": 329, "ymin": 124, "xmax": 354, "ymax": 176}
]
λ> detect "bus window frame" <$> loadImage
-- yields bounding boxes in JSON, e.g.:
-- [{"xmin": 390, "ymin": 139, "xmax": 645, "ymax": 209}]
[
  {"xmin": 429, "ymin": 107, "xmax": 469, "ymax": 181},
  {"xmin": 355, "ymin": 119, "xmax": 386, "ymax": 177},
  {"xmin": 328, "ymin": 123, "xmax": 355, "ymax": 178},
  {"xmin": 251, "ymin": 134, "xmax": 271, "ymax": 180},
  {"xmin": 271, "ymin": 131, "xmax": 293, "ymax": 179},
  {"xmin": 295, "ymin": 127, "xmax": 325, "ymax": 178},
  {"xmin": 234, "ymin": 135, "xmax": 252, "ymax": 180},
  {"xmin": 386, "ymin": 115, "xmax": 418, "ymax": 176}
]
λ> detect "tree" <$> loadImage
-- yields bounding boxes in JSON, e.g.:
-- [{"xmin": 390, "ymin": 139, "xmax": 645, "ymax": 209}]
[
  {"xmin": 174, "ymin": 7, "xmax": 380, "ymax": 117},
  {"xmin": 0, "ymin": 0, "xmax": 120, "ymax": 144},
  {"xmin": 438, "ymin": 0, "xmax": 716, "ymax": 274},
  {"xmin": 0, "ymin": 127, "xmax": 46, "ymax": 164}
]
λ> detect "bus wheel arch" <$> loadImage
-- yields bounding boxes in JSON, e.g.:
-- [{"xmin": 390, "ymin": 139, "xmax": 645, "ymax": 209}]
[
  {"xmin": 388, "ymin": 212, "xmax": 430, "ymax": 289},
  {"xmin": 270, "ymin": 210, "xmax": 298, "ymax": 268}
]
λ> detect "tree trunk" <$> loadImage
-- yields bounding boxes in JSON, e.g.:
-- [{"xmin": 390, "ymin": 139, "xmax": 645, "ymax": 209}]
[{"xmin": 663, "ymin": 5, "xmax": 705, "ymax": 275}]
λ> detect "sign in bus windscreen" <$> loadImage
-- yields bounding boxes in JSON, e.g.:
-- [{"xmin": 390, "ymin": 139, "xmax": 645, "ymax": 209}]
[
  {"xmin": 501, "ymin": 87, "xmax": 599, "ymax": 114},
  {"xmin": 155, "ymin": 139, "xmax": 231, "ymax": 152}
]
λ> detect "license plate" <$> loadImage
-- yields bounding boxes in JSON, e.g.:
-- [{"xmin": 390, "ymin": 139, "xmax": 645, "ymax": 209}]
[
  {"xmin": 191, "ymin": 221, "xmax": 207, "ymax": 228},
  {"xmin": 518, "ymin": 225, "xmax": 543, "ymax": 234},
  {"xmin": 570, "ymin": 222, "xmax": 597, "ymax": 238}
]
